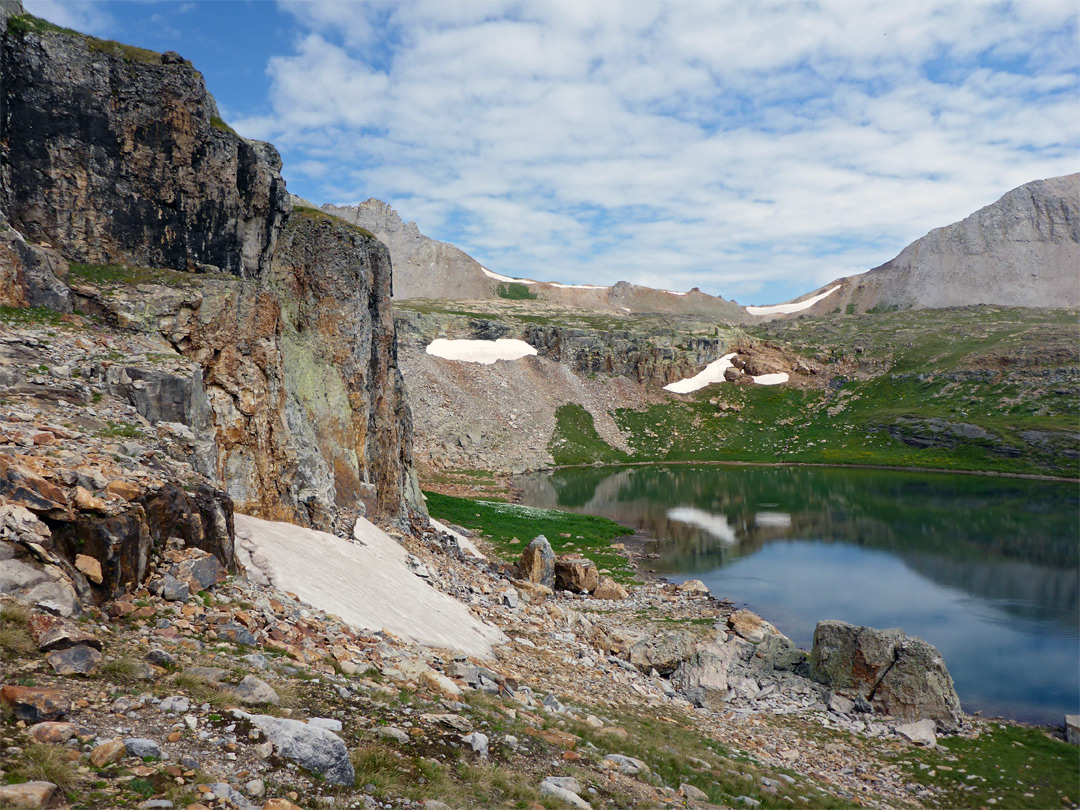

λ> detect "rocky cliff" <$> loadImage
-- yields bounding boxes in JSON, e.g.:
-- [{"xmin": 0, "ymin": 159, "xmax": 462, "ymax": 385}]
[
  {"xmin": 0, "ymin": 8, "xmax": 289, "ymax": 278},
  {"xmin": 775, "ymin": 174, "xmax": 1080, "ymax": 317},
  {"xmin": 319, "ymin": 199, "xmax": 497, "ymax": 300}
]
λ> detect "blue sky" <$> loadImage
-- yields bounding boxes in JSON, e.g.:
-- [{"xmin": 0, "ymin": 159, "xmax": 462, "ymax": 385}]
[{"xmin": 26, "ymin": 0, "xmax": 1080, "ymax": 305}]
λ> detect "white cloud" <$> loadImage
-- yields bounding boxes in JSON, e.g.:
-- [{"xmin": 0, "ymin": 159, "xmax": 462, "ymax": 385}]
[
  {"xmin": 241, "ymin": 0, "xmax": 1079, "ymax": 303},
  {"xmin": 23, "ymin": 0, "xmax": 112, "ymax": 34}
]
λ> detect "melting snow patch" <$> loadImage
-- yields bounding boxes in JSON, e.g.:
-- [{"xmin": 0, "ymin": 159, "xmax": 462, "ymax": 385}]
[
  {"xmin": 752, "ymin": 372, "xmax": 789, "ymax": 386},
  {"xmin": 663, "ymin": 353, "xmax": 737, "ymax": 393},
  {"xmin": 547, "ymin": 282, "xmax": 608, "ymax": 290},
  {"xmin": 426, "ymin": 338, "xmax": 537, "ymax": 364},
  {"xmin": 745, "ymin": 285, "xmax": 840, "ymax": 316},
  {"xmin": 754, "ymin": 512, "xmax": 792, "ymax": 528},
  {"xmin": 481, "ymin": 267, "xmax": 536, "ymax": 284}
]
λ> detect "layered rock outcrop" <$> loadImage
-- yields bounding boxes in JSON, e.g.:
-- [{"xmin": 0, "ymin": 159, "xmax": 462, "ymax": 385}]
[{"xmin": 0, "ymin": 5, "xmax": 289, "ymax": 277}]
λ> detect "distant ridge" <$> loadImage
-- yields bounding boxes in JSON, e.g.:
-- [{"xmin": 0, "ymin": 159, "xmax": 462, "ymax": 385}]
[{"xmin": 757, "ymin": 173, "xmax": 1080, "ymax": 317}]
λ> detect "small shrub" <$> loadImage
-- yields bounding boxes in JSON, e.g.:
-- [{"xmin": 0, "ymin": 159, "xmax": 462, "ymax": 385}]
[
  {"xmin": 496, "ymin": 282, "xmax": 537, "ymax": 300},
  {"xmin": 16, "ymin": 742, "xmax": 84, "ymax": 796},
  {"xmin": 98, "ymin": 654, "xmax": 142, "ymax": 684}
]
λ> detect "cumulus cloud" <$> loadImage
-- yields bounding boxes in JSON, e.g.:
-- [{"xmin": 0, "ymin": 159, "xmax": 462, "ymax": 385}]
[
  {"xmin": 235, "ymin": 0, "xmax": 1079, "ymax": 303},
  {"xmin": 23, "ymin": 0, "xmax": 112, "ymax": 34}
]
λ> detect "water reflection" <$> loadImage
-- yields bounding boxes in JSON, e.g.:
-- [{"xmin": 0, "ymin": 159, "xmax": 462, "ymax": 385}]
[{"xmin": 516, "ymin": 464, "xmax": 1080, "ymax": 725}]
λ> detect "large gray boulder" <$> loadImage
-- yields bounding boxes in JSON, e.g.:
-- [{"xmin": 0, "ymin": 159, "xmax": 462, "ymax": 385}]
[
  {"xmin": 237, "ymin": 712, "xmax": 354, "ymax": 786},
  {"xmin": 809, "ymin": 620, "xmax": 963, "ymax": 731},
  {"xmin": 671, "ymin": 640, "xmax": 741, "ymax": 710}
]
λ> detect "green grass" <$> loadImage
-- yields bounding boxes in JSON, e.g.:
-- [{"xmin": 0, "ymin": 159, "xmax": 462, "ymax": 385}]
[
  {"xmin": 210, "ymin": 115, "xmax": 237, "ymax": 135},
  {"xmin": 290, "ymin": 206, "xmax": 375, "ymax": 239},
  {"xmin": 885, "ymin": 723, "xmax": 1079, "ymax": 809},
  {"xmin": 0, "ymin": 601, "xmax": 34, "ymax": 661},
  {"xmin": 0, "ymin": 305, "xmax": 70, "ymax": 328},
  {"xmin": 423, "ymin": 491, "xmax": 636, "ymax": 582},
  {"xmin": 96, "ymin": 420, "xmax": 142, "ymax": 439},
  {"xmin": 8, "ymin": 13, "xmax": 167, "ymax": 65},
  {"xmin": 550, "ymin": 404, "xmax": 630, "ymax": 466},
  {"xmin": 69, "ymin": 261, "xmax": 234, "ymax": 287},
  {"xmin": 495, "ymin": 282, "xmax": 537, "ymax": 300}
]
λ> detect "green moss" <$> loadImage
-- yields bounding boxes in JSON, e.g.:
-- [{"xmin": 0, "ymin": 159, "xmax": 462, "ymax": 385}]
[
  {"xmin": 0, "ymin": 306, "xmax": 69, "ymax": 328},
  {"xmin": 69, "ymin": 261, "xmax": 235, "ymax": 287},
  {"xmin": 423, "ymin": 491, "xmax": 637, "ymax": 582},
  {"xmin": 8, "ymin": 13, "xmax": 166, "ymax": 65},
  {"xmin": 210, "ymin": 115, "xmax": 237, "ymax": 135},
  {"xmin": 495, "ymin": 282, "xmax": 537, "ymax": 300}
]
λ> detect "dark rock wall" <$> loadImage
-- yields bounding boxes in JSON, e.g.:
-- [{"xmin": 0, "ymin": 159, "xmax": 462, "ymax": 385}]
[{"xmin": 0, "ymin": 12, "xmax": 289, "ymax": 277}]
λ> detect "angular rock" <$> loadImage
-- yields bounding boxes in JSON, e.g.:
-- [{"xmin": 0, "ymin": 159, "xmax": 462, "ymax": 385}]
[
  {"xmin": 896, "ymin": 719, "xmax": 937, "ymax": 746},
  {"xmin": 124, "ymin": 737, "xmax": 163, "ymax": 759},
  {"xmin": 28, "ymin": 721, "xmax": 76, "ymax": 744},
  {"xmin": 420, "ymin": 713, "xmax": 473, "ymax": 733},
  {"xmin": 671, "ymin": 642, "xmax": 737, "ymax": 711},
  {"xmin": 419, "ymin": 669, "xmax": 462, "ymax": 700},
  {"xmin": 681, "ymin": 783, "xmax": 709, "ymax": 801},
  {"xmin": 628, "ymin": 631, "xmax": 695, "ymax": 675},
  {"xmin": 89, "ymin": 738, "xmax": 127, "ymax": 768},
  {"xmin": 519, "ymin": 536, "xmax": 555, "ymax": 589},
  {"xmin": 376, "ymin": 726, "xmax": 410, "ymax": 744},
  {"xmin": 461, "ymin": 731, "xmax": 489, "ymax": 758},
  {"xmin": 234, "ymin": 675, "xmax": 279, "ymax": 706},
  {"xmin": 1067, "ymin": 715, "xmax": 1079, "ymax": 747},
  {"xmin": 0, "ymin": 685, "xmax": 70, "ymax": 722},
  {"xmin": 539, "ymin": 779, "xmax": 591, "ymax": 809},
  {"xmin": 217, "ymin": 623, "xmax": 256, "ymax": 646},
  {"xmin": 174, "ymin": 553, "xmax": 227, "ymax": 591},
  {"xmin": 0, "ymin": 782, "xmax": 57, "ymax": 809},
  {"xmin": 828, "ymin": 693, "xmax": 855, "ymax": 715},
  {"xmin": 239, "ymin": 712, "xmax": 354, "ymax": 786},
  {"xmin": 603, "ymin": 753, "xmax": 649, "ymax": 775},
  {"xmin": 262, "ymin": 801, "xmax": 304, "ymax": 810},
  {"xmin": 810, "ymin": 620, "xmax": 963, "ymax": 731},
  {"xmin": 676, "ymin": 579, "xmax": 710, "ymax": 596},
  {"xmin": 554, "ymin": 557, "xmax": 599, "ymax": 593},
  {"xmin": 159, "ymin": 696, "xmax": 191, "ymax": 713},
  {"xmin": 592, "ymin": 576, "xmax": 628, "ymax": 600},
  {"xmin": 26, "ymin": 614, "xmax": 102, "ymax": 652},
  {"xmin": 74, "ymin": 553, "xmax": 103, "ymax": 584},
  {"xmin": 45, "ymin": 643, "xmax": 102, "ymax": 675},
  {"xmin": 728, "ymin": 609, "xmax": 769, "ymax": 643}
]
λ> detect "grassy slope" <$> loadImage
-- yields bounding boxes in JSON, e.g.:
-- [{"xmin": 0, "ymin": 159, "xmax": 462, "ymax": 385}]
[{"xmin": 545, "ymin": 307, "xmax": 1079, "ymax": 477}]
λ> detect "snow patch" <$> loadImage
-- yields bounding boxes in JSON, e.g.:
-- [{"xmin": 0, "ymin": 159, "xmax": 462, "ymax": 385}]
[
  {"xmin": 663, "ymin": 353, "xmax": 736, "ymax": 393},
  {"xmin": 547, "ymin": 282, "xmax": 608, "ymax": 290},
  {"xmin": 746, "ymin": 285, "xmax": 841, "ymax": 315},
  {"xmin": 481, "ymin": 267, "xmax": 536, "ymax": 285},
  {"xmin": 754, "ymin": 512, "xmax": 792, "ymax": 528},
  {"xmin": 752, "ymin": 372, "xmax": 789, "ymax": 386},
  {"xmin": 235, "ymin": 513, "xmax": 508, "ymax": 658},
  {"xmin": 663, "ymin": 290, "xmax": 688, "ymax": 296},
  {"xmin": 426, "ymin": 338, "xmax": 538, "ymax": 364},
  {"xmin": 668, "ymin": 507, "xmax": 737, "ymax": 544}
]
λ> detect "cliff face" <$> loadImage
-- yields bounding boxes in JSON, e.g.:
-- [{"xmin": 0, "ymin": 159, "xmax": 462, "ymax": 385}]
[
  {"xmin": 785, "ymin": 174, "xmax": 1080, "ymax": 317},
  {"xmin": 0, "ymin": 11, "xmax": 289, "ymax": 277},
  {"xmin": 320, "ymin": 199, "xmax": 497, "ymax": 300}
]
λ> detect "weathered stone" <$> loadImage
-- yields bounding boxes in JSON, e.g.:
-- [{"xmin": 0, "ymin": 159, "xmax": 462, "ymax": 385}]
[
  {"xmin": 514, "ymin": 579, "xmax": 553, "ymax": 599},
  {"xmin": 158, "ymin": 574, "xmax": 189, "ymax": 603},
  {"xmin": 461, "ymin": 731, "xmax": 489, "ymax": 758},
  {"xmin": 0, "ymin": 685, "xmax": 70, "ymax": 721},
  {"xmin": 27, "ymin": 721, "xmax": 76, "ymax": 744},
  {"xmin": 671, "ymin": 641, "xmax": 737, "ymax": 711},
  {"xmin": 124, "ymin": 737, "xmax": 163, "ymax": 759},
  {"xmin": 26, "ymin": 614, "xmax": 102, "ymax": 652},
  {"xmin": 0, "ymin": 782, "xmax": 57, "ymax": 809},
  {"xmin": 810, "ymin": 620, "xmax": 963, "ymax": 731},
  {"xmin": 217, "ymin": 623, "xmax": 255, "ymax": 646},
  {"xmin": 159, "ymin": 696, "xmax": 190, "ymax": 713},
  {"xmin": 628, "ymin": 631, "xmax": 695, "ymax": 676},
  {"xmin": 728, "ymin": 609, "xmax": 769, "ymax": 643},
  {"xmin": 539, "ymin": 778, "xmax": 590, "ymax": 809},
  {"xmin": 89, "ymin": 738, "xmax": 127, "ymax": 768},
  {"xmin": 261, "ymin": 801, "xmax": 304, "ymax": 810},
  {"xmin": 828, "ymin": 693, "xmax": 855, "ymax": 715},
  {"xmin": 591, "ymin": 575, "xmax": 628, "ymax": 600},
  {"xmin": 74, "ymin": 553, "xmax": 103, "ymax": 584},
  {"xmin": 420, "ymin": 713, "xmax": 473, "ymax": 733},
  {"xmin": 238, "ymin": 712, "xmax": 354, "ymax": 786},
  {"xmin": 376, "ymin": 726, "xmax": 410, "ymax": 744},
  {"xmin": 602, "ymin": 753, "xmax": 649, "ymax": 775},
  {"xmin": 676, "ymin": 579, "xmax": 710, "ymax": 596},
  {"xmin": 419, "ymin": 669, "xmax": 462, "ymax": 700},
  {"xmin": 45, "ymin": 643, "xmax": 102, "ymax": 675},
  {"xmin": 1066, "ymin": 715, "xmax": 1079, "ymax": 746},
  {"xmin": 554, "ymin": 557, "xmax": 599, "ymax": 593},
  {"xmin": 234, "ymin": 675, "xmax": 279, "ymax": 705},
  {"xmin": 681, "ymin": 783, "xmax": 709, "ymax": 801},
  {"xmin": 896, "ymin": 719, "xmax": 937, "ymax": 746},
  {"xmin": 173, "ymin": 553, "xmax": 226, "ymax": 591},
  {"xmin": 518, "ymin": 536, "xmax": 555, "ymax": 589}
]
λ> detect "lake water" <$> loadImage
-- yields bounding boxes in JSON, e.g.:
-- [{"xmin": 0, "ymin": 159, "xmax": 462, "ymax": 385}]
[{"xmin": 515, "ymin": 464, "xmax": 1079, "ymax": 726}]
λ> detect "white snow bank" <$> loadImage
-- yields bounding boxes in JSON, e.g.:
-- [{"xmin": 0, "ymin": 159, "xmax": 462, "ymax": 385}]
[
  {"xmin": 752, "ymin": 372, "xmax": 789, "ymax": 386},
  {"xmin": 663, "ymin": 353, "xmax": 737, "ymax": 393},
  {"xmin": 663, "ymin": 290, "xmax": 688, "ymax": 296},
  {"xmin": 429, "ymin": 518, "xmax": 486, "ymax": 560},
  {"xmin": 235, "ymin": 513, "xmax": 508, "ymax": 658},
  {"xmin": 754, "ymin": 512, "xmax": 792, "ymax": 528},
  {"xmin": 547, "ymin": 282, "xmax": 608, "ymax": 290},
  {"xmin": 426, "ymin": 338, "xmax": 537, "ymax": 364},
  {"xmin": 667, "ymin": 507, "xmax": 737, "ymax": 544},
  {"xmin": 481, "ymin": 267, "xmax": 536, "ymax": 285},
  {"xmin": 745, "ymin": 285, "xmax": 840, "ymax": 316}
]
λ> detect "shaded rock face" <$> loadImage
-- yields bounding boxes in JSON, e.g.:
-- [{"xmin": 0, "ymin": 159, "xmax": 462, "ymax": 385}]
[
  {"xmin": 0, "ymin": 224, "xmax": 71, "ymax": 311},
  {"xmin": 320, "ymin": 199, "xmax": 495, "ymax": 301},
  {"xmin": 809, "ymin": 620, "xmax": 963, "ymax": 731},
  {"xmin": 0, "ymin": 12, "xmax": 289, "ymax": 277}
]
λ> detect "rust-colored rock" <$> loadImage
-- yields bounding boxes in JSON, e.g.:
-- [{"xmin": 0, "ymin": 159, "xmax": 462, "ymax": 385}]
[
  {"xmin": 0, "ymin": 685, "xmax": 71, "ymax": 722},
  {"xmin": 27, "ymin": 613, "xmax": 102, "ymax": 651},
  {"xmin": 554, "ymin": 557, "xmax": 599, "ymax": 593},
  {"xmin": 88, "ymin": 738, "xmax": 126, "ymax": 768},
  {"xmin": 74, "ymin": 553, "xmax": 103, "ymax": 584},
  {"xmin": 105, "ymin": 479, "xmax": 141, "ymax": 501},
  {"xmin": 0, "ymin": 782, "xmax": 57, "ymax": 809},
  {"xmin": 28, "ymin": 721, "xmax": 77, "ymax": 744},
  {"xmin": 593, "ymin": 576, "xmax": 628, "ymax": 600},
  {"xmin": 262, "ymin": 801, "xmax": 305, "ymax": 810}
]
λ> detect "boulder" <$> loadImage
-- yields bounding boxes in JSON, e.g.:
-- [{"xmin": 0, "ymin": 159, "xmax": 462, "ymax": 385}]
[
  {"xmin": 233, "ymin": 675, "xmax": 279, "ymax": 706},
  {"xmin": 628, "ymin": 631, "xmax": 695, "ymax": 675},
  {"xmin": 896, "ymin": 719, "xmax": 937, "ymax": 746},
  {"xmin": 593, "ymin": 576, "xmax": 628, "ymax": 600},
  {"xmin": 1065, "ymin": 715, "xmax": 1079, "ymax": 747},
  {"xmin": 671, "ymin": 642, "xmax": 737, "ymax": 710},
  {"xmin": 728, "ymin": 609, "xmax": 769, "ymax": 643},
  {"xmin": 809, "ymin": 620, "xmax": 963, "ymax": 731},
  {"xmin": 26, "ymin": 614, "xmax": 102, "ymax": 652},
  {"xmin": 518, "ymin": 536, "xmax": 555, "ymax": 589},
  {"xmin": 0, "ymin": 685, "xmax": 70, "ymax": 722},
  {"xmin": 0, "ymin": 782, "xmax": 57, "ymax": 809},
  {"xmin": 554, "ymin": 557, "xmax": 598, "ymax": 593},
  {"xmin": 74, "ymin": 553, "xmax": 103, "ymax": 584},
  {"xmin": 45, "ymin": 644, "xmax": 102, "ymax": 675},
  {"xmin": 124, "ymin": 738, "xmax": 163, "ymax": 759},
  {"xmin": 28, "ymin": 721, "xmax": 77, "ymax": 744},
  {"xmin": 89, "ymin": 739, "xmax": 127, "ymax": 767},
  {"xmin": 602, "ymin": 753, "xmax": 649, "ymax": 775},
  {"xmin": 539, "ymin": 778, "xmax": 590, "ymax": 809},
  {"xmin": 676, "ymin": 579, "xmax": 710, "ymax": 596},
  {"xmin": 173, "ymin": 552, "xmax": 227, "ymax": 591},
  {"xmin": 239, "ymin": 712, "xmax": 355, "ymax": 786}
]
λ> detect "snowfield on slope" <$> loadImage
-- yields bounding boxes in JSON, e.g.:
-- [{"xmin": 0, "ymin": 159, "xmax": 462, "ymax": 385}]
[
  {"xmin": 426, "ymin": 338, "xmax": 538, "ymax": 364},
  {"xmin": 746, "ymin": 285, "xmax": 840, "ymax": 315},
  {"xmin": 663, "ymin": 353, "xmax": 790, "ymax": 393},
  {"xmin": 235, "ymin": 514, "xmax": 508, "ymax": 658}
]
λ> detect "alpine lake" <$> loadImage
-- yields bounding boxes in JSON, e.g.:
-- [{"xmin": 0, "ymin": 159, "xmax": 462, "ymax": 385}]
[{"xmin": 514, "ymin": 464, "xmax": 1079, "ymax": 726}]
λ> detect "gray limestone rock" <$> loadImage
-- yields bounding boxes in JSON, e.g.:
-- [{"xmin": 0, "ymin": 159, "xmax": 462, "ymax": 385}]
[
  {"xmin": 233, "ymin": 676, "xmax": 279, "ymax": 705},
  {"xmin": 518, "ymin": 536, "xmax": 555, "ymax": 589},
  {"xmin": 237, "ymin": 711, "xmax": 354, "ymax": 786},
  {"xmin": 124, "ymin": 738, "xmax": 163, "ymax": 759},
  {"xmin": 671, "ymin": 641, "xmax": 738, "ymax": 711},
  {"xmin": 44, "ymin": 644, "xmax": 101, "ymax": 676}
]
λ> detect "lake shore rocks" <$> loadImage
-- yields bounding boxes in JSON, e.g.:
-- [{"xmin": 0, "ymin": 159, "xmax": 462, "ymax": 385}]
[{"xmin": 809, "ymin": 619, "xmax": 963, "ymax": 731}]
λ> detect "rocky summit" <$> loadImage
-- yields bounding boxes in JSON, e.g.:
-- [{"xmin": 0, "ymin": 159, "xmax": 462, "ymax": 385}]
[{"xmin": 0, "ymin": 2, "xmax": 1077, "ymax": 809}]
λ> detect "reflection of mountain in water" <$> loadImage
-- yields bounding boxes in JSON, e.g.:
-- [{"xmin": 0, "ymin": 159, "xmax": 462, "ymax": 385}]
[{"xmin": 515, "ymin": 464, "xmax": 1079, "ymax": 628}]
